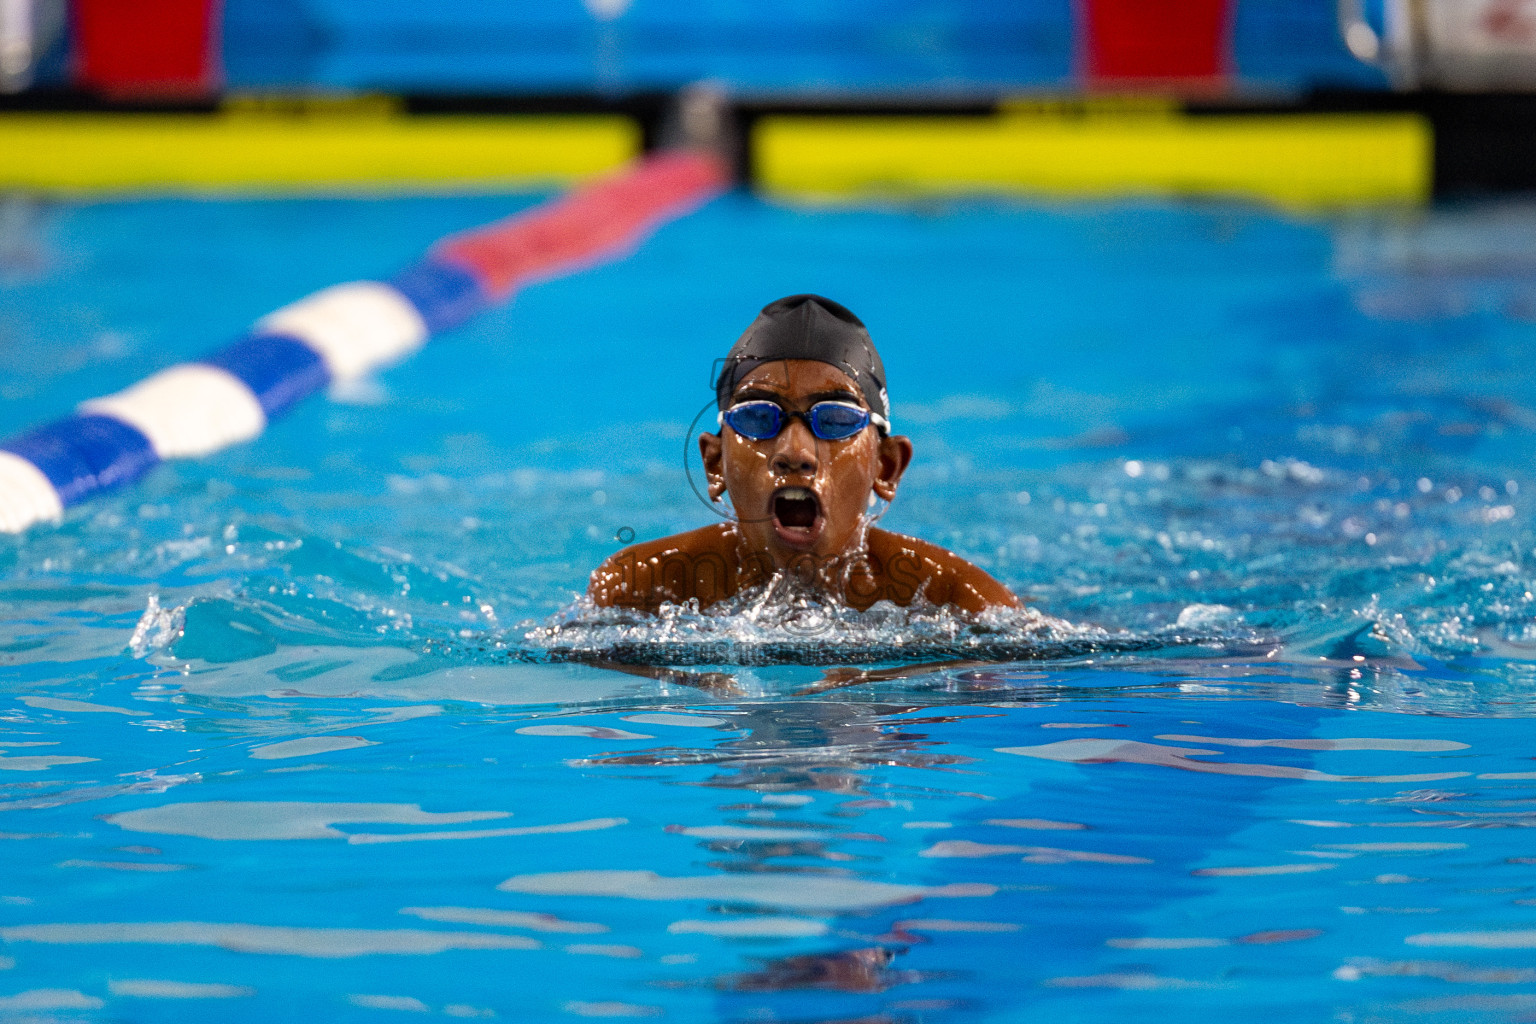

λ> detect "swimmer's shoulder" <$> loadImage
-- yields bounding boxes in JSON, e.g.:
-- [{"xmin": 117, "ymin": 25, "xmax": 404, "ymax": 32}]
[
  {"xmin": 866, "ymin": 527, "xmax": 1021, "ymax": 613},
  {"xmin": 588, "ymin": 523, "xmax": 739, "ymax": 610}
]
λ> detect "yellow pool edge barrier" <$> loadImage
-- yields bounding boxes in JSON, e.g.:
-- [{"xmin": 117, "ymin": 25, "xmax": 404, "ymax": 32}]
[
  {"xmin": 0, "ymin": 108, "xmax": 640, "ymax": 194},
  {"xmin": 755, "ymin": 109, "xmax": 1433, "ymax": 209}
]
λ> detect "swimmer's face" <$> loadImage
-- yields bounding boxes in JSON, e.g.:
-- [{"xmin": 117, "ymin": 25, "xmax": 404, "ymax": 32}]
[{"xmin": 700, "ymin": 360, "xmax": 913, "ymax": 570}]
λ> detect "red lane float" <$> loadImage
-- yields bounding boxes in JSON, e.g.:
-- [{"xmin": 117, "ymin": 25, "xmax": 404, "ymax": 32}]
[{"xmin": 438, "ymin": 149, "xmax": 729, "ymax": 301}]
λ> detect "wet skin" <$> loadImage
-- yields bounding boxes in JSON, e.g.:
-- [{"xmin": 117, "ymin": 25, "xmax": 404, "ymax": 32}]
[{"xmin": 588, "ymin": 360, "xmax": 1020, "ymax": 614}]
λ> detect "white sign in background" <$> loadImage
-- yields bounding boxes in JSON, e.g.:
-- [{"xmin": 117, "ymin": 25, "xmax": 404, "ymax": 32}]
[
  {"xmin": 1346, "ymin": 0, "xmax": 1536, "ymax": 88},
  {"xmin": 1425, "ymin": 0, "xmax": 1536, "ymax": 57}
]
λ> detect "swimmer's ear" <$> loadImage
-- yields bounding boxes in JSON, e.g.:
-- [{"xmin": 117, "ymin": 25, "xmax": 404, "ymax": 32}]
[
  {"xmin": 699, "ymin": 430, "xmax": 726, "ymax": 501},
  {"xmin": 873, "ymin": 433, "xmax": 913, "ymax": 502}
]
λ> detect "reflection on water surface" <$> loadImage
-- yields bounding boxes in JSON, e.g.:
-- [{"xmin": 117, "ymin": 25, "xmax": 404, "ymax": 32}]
[
  {"xmin": 5, "ymin": 195, "xmax": 1536, "ymax": 1019},
  {"xmin": 2, "ymin": 644, "xmax": 1536, "ymax": 1020}
]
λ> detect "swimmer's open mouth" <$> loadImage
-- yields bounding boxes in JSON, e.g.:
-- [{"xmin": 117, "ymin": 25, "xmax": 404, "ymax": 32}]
[{"xmin": 772, "ymin": 486, "xmax": 823, "ymax": 546}]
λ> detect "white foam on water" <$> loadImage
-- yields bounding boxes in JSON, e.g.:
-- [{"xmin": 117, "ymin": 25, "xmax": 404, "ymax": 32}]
[
  {"xmin": 1407, "ymin": 931, "xmax": 1536, "ymax": 948},
  {"xmin": 0, "ymin": 988, "xmax": 105, "ymax": 1009},
  {"xmin": 564, "ymin": 943, "xmax": 642, "ymax": 958},
  {"xmin": 0, "ymin": 922, "xmax": 538, "ymax": 956},
  {"xmin": 105, "ymin": 801, "xmax": 509, "ymax": 841},
  {"xmin": 667, "ymin": 917, "xmax": 828, "ymax": 937},
  {"xmin": 1333, "ymin": 959, "xmax": 1536, "ymax": 984},
  {"xmin": 169, "ymin": 647, "xmax": 636, "ymax": 705},
  {"xmin": 399, "ymin": 907, "xmax": 607, "ymax": 934},
  {"xmin": 129, "ymin": 593, "xmax": 186, "ymax": 658},
  {"xmin": 1174, "ymin": 604, "xmax": 1240, "ymax": 630},
  {"xmin": 984, "ymin": 818, "xmax": 1086, "ymax": 831},
  {"xmin": 18, "ymin": 696, "xmax": 149, "ymax": 716},
  {"xmin": 0, "ymin": 754, "xmax": 98, "ymax": 771},
  {"xmin": 369, "ymin": 706, "xmax": 445, "ymax": 723},
  {"xmin": 348, "ymin": 818, "xmax": 625, "ymax": 844},
  {"xmin": 497, "ymin": 870, "xmax": 955, "ymax": 911},
  {"xmin": 57, "ymin": 860, "xmax": 187, "ymax": 872},
  {"xmin": 1044, "ymin": 974, "xmax": 1217, "ymax": 990},
  {"xmin": 1154, "ymin": 734, "xmax": 1469, "ymax": 752},
  {"xmin": 1192, "ymin": 863, "xmax": 1337, "ymax": 877},
  {"xmin": 669, "ymin": 825, "xmax": 828, "ymax": 841},
  {"xmin": 997, "ymin": 738, "xmax": 1471, "ymax": 783},
  {"xmin": 920, "ymin": 840, "xmax": 1148, "ymax": 865},
  {"xmin": 524, "ymin": 587, "xmax": 1100, "ymax": 665},
  {"xmin": 562, "ymin": 1001, "xmax": 662, "ymax": 1018},
  {"xmin": 1106, "ymin": 937, "xmax": 1229, "ymax": 949},
  {"xmin": 348, "ymin": 994, "xmax": 432, "ymax": 1011},
  {"xmin": 249, "ymin": 736, "xmax": 377, "ymax": 760},
  {"xmin": 921, "ymin": 840, "xmax": 1026, "ymax": 859},
  {"xmin": 1, "ymin": 616, "xmax": 151, "ymax": 667},
  {"xmin": 108, "ymin": 979, "xmax": 254, "ymax": 999},
  {"xmin": 895, "ymin": 919, "xmax": 1022, "ymax": 933},
  {"xmin": 621, "ymin": 714, "xmax": 728, "ymax": 727},
  {"xmin": 1019, "ymin": 847, "xmax": 1151, "ymax": 865},
  {"xmin": 515, "ymin": 725, "xmax": 653, "ymax": 740},
  {"xmin": 443, "ymin": 1003, "xmax": 495, "ymax": 1018},
  {"xmin": 1316, "ymin": 843, "xmax": 1466, "ymax": 853},
  {"xmin": 0, "ymin": 774, "xmax": 197, "ymax": 813}
]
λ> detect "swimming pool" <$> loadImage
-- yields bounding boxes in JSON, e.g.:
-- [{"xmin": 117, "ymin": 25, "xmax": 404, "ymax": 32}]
[{"xmin": 3, "ymin": 188, "xmax": 1536, "ymax": 1021}]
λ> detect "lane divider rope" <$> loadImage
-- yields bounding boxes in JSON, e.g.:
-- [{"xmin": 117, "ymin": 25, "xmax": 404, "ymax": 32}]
[{"xmin": 0, "ymin": 147, "xmax": 729, "ymax": 534}]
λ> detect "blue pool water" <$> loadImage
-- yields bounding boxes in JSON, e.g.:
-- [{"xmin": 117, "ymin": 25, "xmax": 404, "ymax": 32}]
[{"xmin": 3, "ymin": 189, "xmax": 1536, "ymax": 1022}]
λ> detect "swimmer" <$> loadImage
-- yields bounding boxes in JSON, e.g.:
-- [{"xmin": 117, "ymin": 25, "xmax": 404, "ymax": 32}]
[{"xmin": 589, "ymin": 294, "xmax": 1020, "ymax": 614}]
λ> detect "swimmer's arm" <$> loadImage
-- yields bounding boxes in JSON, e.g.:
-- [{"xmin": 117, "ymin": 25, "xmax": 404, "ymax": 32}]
[
  {"xmin": 902, "ymin": 535, "xmax": 1022, "ymax": 613},
  {"xmin": 794, "ymin": 659, "xmax": 990, "ymax": 696},
  {"xmin": 868, "ymin": 530, "xmax": 1021, "ymax": 613},
  {"xmin": 587, "ymin": 525, "xmax": 736, "ymax": 611},
  {"xmin": 943, "ymin": 561, "xmax": 1022, "ymax": 614},
  {"xmin": 587, "ymin": 542, "xmax": 672, "ymax": 611},
  {"xmin": 587, "ymin": 554, "xmax": 633, "ymax": 609},
  {"xmin": 590, "ymin": 660, "xmax": 742, "ymax": 696}
]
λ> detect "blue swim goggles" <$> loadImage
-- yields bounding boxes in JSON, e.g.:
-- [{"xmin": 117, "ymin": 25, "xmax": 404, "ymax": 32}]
[{"xmin": 719, "ymin": 400, "xmax": 889, "ymax": 441}]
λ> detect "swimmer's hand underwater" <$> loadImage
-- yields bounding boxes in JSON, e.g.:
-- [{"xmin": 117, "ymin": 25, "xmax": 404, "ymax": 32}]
[{"xmin": 588, "ymin": 295, "xmax": 1019, "ymax": 616}]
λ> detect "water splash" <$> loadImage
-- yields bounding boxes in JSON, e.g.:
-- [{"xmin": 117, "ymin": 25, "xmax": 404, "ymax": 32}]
[
  {"xmin": 127, "ymin": 594, "xmax": 184, "ymax": 658},
  {"xmin": 517, "ymin": 580, "xmax": 1200, "ymax": 667}
]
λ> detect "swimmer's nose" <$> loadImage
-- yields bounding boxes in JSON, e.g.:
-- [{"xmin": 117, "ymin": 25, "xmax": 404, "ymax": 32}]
[{"xmin": 771, "ymin": 417, "xmax": 818, "ymax": 477}]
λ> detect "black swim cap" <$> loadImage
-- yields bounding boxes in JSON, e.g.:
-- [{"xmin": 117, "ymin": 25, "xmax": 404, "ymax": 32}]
[{"xmin": 714, "ymin": 294, "xmax": 890, "ymax": 429}]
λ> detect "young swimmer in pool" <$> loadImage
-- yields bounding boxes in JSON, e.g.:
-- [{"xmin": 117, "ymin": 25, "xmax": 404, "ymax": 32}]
[{"xmin": 589, "ymin": 294, "xmax": 1019, "ymax": 615}]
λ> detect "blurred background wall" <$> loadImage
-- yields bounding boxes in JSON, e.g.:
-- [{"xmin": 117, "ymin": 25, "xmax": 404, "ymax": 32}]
[
  {"xmin": 219, "ymin": 0, "xmax": 1382, "ymax": 96},
  {"xmin": 16, "ymin": 0, "xmax": 1388, "ymax": 98},
  {"xmin": 5, "ymin": 0, "xmax": 1535, "ymax": 202}
]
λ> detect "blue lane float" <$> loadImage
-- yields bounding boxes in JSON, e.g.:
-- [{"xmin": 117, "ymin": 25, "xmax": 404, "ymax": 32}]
[{"xmin": 0, "ymin": 149, "xmax": 729, "ymax": 534}]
